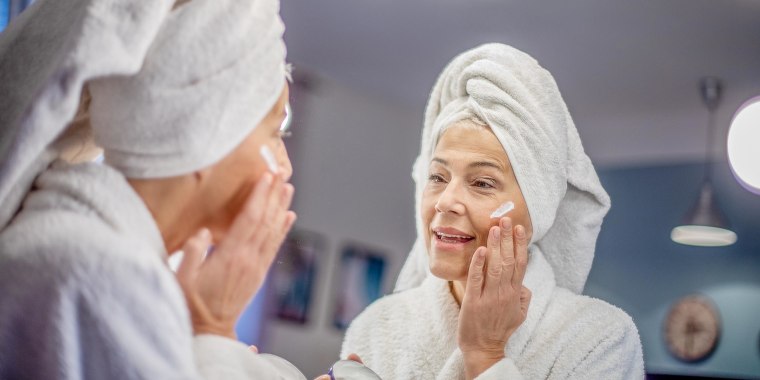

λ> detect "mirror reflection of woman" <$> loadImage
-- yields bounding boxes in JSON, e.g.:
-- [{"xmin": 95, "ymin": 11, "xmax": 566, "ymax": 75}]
[{"xmin": 341, "ymin": 44, "xmax": 645, "ymax": 379}]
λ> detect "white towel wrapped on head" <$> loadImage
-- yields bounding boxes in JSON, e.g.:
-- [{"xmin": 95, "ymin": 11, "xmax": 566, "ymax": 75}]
[
  {"xmin": 89, "ymin": 0, "xmax": 288, "ymax": 178},
  {"xmin": 396, "ymin": 43, "xmax": 611, "ymax": 294}
]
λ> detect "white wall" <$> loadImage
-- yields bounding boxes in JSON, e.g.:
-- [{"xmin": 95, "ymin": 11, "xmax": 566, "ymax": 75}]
[{"xmin": 260, "ymin": 71, "xmax": 423, "ymax": 378}]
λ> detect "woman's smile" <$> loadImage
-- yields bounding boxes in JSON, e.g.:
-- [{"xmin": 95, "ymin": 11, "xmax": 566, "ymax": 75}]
[{"xmin": 432, "ymin": 226, "xmax": 476, "ymax": 250}]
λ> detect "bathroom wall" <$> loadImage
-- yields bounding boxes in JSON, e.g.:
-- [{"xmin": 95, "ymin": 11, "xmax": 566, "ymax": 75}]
[
  {"xmin": 236, "ymin": 73, "xmax": 423, "ymax": 379},
  {"xmin": 587, "ymin": 161, "xmax": 760, "ymax": 379}
]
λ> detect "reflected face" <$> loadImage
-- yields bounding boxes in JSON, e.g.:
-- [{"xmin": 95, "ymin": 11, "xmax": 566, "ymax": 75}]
[
  {"xmin": 202, "ymin": 83, "xmax": 293, "ymax": 242},
  {"xmin": 421, "ymin": 122, "xmax": 533, "ymax": 283}
]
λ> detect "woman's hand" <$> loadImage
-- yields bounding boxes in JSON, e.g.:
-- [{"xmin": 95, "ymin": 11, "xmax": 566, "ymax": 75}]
[
  {"xmin": 457, "ymin": 217, "xmax": 531, "ymax": 380},
  {"xmin": 314, "ymin": 353, "xmax": 365, "ymax": 380},
  {"xmin": 176, "ymin": 173, "xmax": 296, "ymax": 338}
]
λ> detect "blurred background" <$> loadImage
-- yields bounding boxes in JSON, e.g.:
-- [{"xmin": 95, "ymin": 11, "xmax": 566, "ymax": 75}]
[{"xmin": 3, "ymin": 0, "xmax": 759, "ymax": 379}]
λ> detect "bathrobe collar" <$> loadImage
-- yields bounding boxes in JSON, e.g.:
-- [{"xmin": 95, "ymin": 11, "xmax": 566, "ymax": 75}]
[{"xmin": 27, "ymin": 160, "xmax": 167, "ymax": 259}]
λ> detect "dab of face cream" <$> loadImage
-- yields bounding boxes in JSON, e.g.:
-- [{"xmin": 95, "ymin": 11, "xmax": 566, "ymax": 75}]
[
  {"xmin": 259, "ymin": 145, "xmax": 279, "ymax": 174},
  {"xmin": 490, "ymin": 201, "xmax": 515, "ymax": 218}
]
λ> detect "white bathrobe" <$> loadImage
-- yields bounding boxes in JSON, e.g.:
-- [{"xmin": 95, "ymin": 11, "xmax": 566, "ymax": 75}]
[
  {"xmin": 341, "ymin": 248, "xmax": 644, "ymax": 379},
  {"xmin": 0, "ymin": 161, "xmax": 305, "ymax": 380}
]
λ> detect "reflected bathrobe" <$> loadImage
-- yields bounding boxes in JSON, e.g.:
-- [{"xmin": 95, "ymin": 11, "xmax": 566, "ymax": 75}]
[
  {"xmin": 0, "ymin": 162, "xmax": 305, "ymax": 380},
  {"xmin": 341, "ymin": 248, "xmax": 644, "ymax": 380}
]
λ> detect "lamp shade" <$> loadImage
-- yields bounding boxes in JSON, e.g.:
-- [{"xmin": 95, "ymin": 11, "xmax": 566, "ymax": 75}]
[
  {"xmin": 671, "ymin": 181, "xmax": 737, "ymax": 247},
  {"xmin": 727, "ymin": 96, "xmax": 760, "ymax": 195}
]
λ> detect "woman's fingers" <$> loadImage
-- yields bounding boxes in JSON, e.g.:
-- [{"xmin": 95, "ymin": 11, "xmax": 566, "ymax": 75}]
[
  {"xmin": 465, "ymin": 247, "xmax": 487, "ymax": 298},
  {"xmin": 270, "ymin": 182, "xmax": 294, "ymax": 238},
  {"xmin": 484, "ymin": 226, "xmax": 503, "ymax": 295},
  {"xmin": 520, "ymin": 286, "xmax": 532, "ymax": 316},
  {"xmin": 261, "ymin": 174, "xmax": 285, "ymax": 228},
  {"xmin": 258, "ymin": 184, "xmax": 295, "ymax": 259},
  {"xmin": 511, "ymin": 225, "xmax": 529, "ymax": 288},
  {"xmin": 223, "ymin": 173, "xmax": 273, "ymax": 248},
  {"xmin": 346, "ymin": 353, "xmax": 364, "ymax": 364},
  {"xmin": 498, "ymin": 217, "xmax": 515, "ymax": 283},
  {"xmin": 176, "ymin": 228, "xmax": 212, "ymax": 286}
]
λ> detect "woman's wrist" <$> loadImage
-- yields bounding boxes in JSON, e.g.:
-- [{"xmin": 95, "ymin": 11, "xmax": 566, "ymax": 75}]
[{"xmin": 462, "ymin": 350, "xmax": 505, "ymax": 380}]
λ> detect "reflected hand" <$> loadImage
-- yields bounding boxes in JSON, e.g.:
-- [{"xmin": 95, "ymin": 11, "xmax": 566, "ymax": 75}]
[
  {"xmin": 457, "ymin": 217, "xmax": 531, "ymax": 380},
  {"xmin": 176, "ymin": 173, "xmax": 296, "ymax": 338},
  {"xmin": 314, "ymin": 353, "xmax": 366, "ymax": 380},
  {"xmin": 346, "ymin": 353, "xmax": 364, "ymax": 364}
]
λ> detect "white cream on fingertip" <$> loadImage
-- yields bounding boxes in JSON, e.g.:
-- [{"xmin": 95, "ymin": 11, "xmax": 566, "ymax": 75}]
[
  {"xmin": 259, "ymin": 145, "xmax": 279, "ymax": 174},
  {"xmin": 490, "ymin": 201, "xmax": 515, "ymax": 218}
]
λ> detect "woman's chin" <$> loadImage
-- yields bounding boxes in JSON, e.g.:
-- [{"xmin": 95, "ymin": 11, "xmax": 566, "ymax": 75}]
[{"xmin": 428, "ymin": 260, "xmax": 468, "ymax": 283}]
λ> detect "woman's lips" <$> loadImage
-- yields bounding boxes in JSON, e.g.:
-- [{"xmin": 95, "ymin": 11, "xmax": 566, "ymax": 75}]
[{"xmin": 432, "ymin": 227, "xmax": 475, "ymax": 249}]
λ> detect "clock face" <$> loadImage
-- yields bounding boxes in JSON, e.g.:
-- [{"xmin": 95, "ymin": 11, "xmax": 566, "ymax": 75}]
[{"xmin": 664, "ymin": 295, "xmax": 721, "ymax": 362}]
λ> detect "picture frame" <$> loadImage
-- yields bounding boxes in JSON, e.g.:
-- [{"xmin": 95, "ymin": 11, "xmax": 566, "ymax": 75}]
[
  {"xmin": 331, "ymin": 243, "xmax": 386, "ymax": 330},
  {"xmin": 270, "ymin": 229, "xmax": 323, "ymax": 324}
]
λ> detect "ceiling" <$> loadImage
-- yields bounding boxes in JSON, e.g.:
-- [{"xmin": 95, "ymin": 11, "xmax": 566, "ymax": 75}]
[{"xmin": 281, "ymin": 0, "xmax": 760, "ymax": 167}]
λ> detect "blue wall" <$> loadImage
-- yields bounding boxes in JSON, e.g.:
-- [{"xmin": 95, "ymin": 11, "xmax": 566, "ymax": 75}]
[
  {"xmin": 1, "ymin": 0, "xmax": 9, "ymax": 31},
  {"xmin": 586, "ymin": 161, "xmax": 760, "ymax": 379}
]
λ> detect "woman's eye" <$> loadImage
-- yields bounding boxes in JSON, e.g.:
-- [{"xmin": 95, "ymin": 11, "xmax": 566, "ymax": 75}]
[
  {"xmin": 428, "ymin": 174, "xmax": 445, "ymax": 183},
  {"xmin": 473, "ymin": 179, "xmax": 495, "ymax": 189}
]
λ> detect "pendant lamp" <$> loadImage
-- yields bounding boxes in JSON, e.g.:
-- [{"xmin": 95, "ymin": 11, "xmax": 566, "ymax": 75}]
[{"xmin": 671, "ymin": 77, "xmax": 737, "ymax": 247}]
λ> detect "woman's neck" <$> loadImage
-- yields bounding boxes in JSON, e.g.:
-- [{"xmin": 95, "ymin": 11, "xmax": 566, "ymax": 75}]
[
  {"xmin": 127, "ymin": 176, "xmax": 202, "ymax": 254},
  {"xmin": 449, "ymin": 280, "xmax": 467, "ymax": 307}
]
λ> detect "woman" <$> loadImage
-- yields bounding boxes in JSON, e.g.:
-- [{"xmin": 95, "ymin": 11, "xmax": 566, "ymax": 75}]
[
  {"xmin": 0, "ymin": 0, "xmax": 305, "ymax": 378},
  {"xmin": 340, "ymin": 44, "xmax": 645, "ymax": 379}
]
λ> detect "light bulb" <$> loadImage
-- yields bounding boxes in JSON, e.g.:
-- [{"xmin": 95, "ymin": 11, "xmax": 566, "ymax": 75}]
[{"xmin": 727, "ymin": 96, "xmax": 760, "ymax": 195}]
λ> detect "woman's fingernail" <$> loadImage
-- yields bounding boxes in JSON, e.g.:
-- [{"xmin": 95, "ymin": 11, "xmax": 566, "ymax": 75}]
[
  {"xmin": 200, "ymin": 228, "xmax": 211, "ymax": 239},
  {"xmin": 516, "ymin": 225, "xmax": 524, "ymax": 238}
]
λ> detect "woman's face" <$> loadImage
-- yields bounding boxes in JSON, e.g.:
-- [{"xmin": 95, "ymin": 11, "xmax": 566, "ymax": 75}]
[
  {"xmin": 421, "ymin": 122, "xmax": 533, "ymax": 283},
  {"xmin": 201, "ymin": 83, "xmax": 293, "ymax": 242}
]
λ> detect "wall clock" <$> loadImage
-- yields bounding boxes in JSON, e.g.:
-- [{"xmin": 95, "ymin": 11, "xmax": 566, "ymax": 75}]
[
  {"xmin": 664, "ymin": 295, "xmax": 721, "ymax": 362},
  {"xmin": 663, "ymin": 295, "xmax": 721, "ymax": 362}
]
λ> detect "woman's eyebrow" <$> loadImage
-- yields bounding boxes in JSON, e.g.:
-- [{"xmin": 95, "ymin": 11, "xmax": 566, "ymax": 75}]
[
  {"xmin": 468, "ymin": 161, "xmax": 503, "ymax": 171},
  {"xmin": 431, "ymin": 157, "xmax": 448, "ymax": 166}
]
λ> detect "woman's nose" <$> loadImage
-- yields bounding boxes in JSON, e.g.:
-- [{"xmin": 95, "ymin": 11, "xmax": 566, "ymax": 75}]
[{"xmin": 435, "ymin": 182, "xmax": 465, "ymax": 215}]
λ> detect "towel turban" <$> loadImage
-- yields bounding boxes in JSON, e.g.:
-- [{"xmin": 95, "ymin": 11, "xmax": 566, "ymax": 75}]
[
  {"xmin": 395, "ymin": 44, "xmax": 610, "ymax": 294},
  {"xmin": 0, "ymin": 0, "xmax": 287, "ymax": 229}
]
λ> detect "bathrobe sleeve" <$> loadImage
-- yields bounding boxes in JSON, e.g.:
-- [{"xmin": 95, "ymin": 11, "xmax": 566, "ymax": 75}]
[
  {"xmin": 70, "ymin": 247, "xmax": 307, "ymax": 380},
  {"xmin": 194, "ymin": 335, "xmax": 306, "ymax": 379},
  {"xmin": 0, "ymin": 223, "xmax": 305, "ymax": 380},
  {"xmin": 473, "ymin": 358, "xmax": 524, "ymax": 380},
  {"xmin": 476, "ymin": 313, "xmax": 643, "ymax": 380}
]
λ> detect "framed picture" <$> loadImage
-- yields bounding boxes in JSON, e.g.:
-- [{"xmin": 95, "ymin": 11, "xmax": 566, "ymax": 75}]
[
  {"xmin": 270, "ymin": 230, "xmax": 323, "ymax": 324},
  {"xmin": 332, "ymin": 243, "xmax": 386, "ymax": 330}
]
